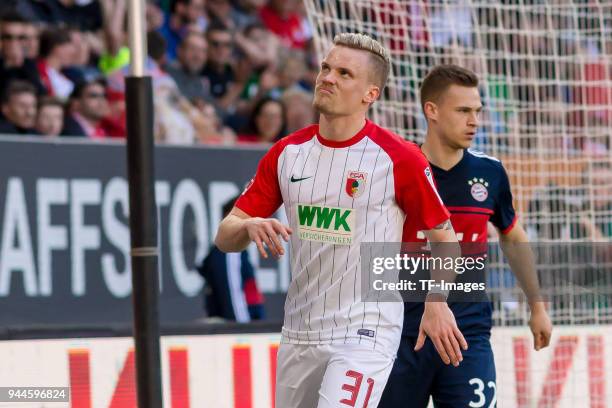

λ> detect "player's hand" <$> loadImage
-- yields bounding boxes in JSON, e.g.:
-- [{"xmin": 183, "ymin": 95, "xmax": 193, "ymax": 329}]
[
  {"xmin": 415, "ymin": 297, "xmax": 468, "ymax": 367},
  {"xmin": 244, "ymin": 217, "xmax": 292, "ymax": 259},
  {"xmin": 528, "ymin": 302, "xmax": 552, "ymax": 351}
]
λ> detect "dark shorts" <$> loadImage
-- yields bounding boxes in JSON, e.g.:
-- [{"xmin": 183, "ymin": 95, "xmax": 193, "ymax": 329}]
[{"xmin": 379, "ymin": 334, "xmax": 497, "ymax": 408}]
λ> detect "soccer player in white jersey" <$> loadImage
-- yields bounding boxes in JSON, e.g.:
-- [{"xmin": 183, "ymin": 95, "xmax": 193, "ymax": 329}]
[{"xmin": 216, "ymin": 34, "xmax": 467, "ymax": 408}]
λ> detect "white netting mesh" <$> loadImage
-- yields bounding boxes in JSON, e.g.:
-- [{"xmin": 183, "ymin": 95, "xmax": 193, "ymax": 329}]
[{"xmin": 304, "ymin": 0, "xmax": 612, "ymax": 328}]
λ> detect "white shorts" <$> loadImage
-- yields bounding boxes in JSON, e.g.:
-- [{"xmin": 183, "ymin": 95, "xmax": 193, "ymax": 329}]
[{"xmin": 275, "ymin": 343, "xmax": 396, "ymax": 408}]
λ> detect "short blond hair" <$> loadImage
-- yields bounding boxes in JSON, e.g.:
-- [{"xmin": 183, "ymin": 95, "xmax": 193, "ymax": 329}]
[{"xmin": 333, "ymin": 32, "xmax": 391, "ymax": 90}]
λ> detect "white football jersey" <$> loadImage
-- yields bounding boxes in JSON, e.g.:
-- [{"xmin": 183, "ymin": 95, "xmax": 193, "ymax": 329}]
[{"xmin": 236, "ymin": 120, "xmax": 449, "ymax": 354}]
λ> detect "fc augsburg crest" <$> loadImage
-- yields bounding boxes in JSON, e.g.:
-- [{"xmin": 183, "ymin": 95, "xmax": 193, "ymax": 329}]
[{"xmin": 345, "ymin": 171, "xmax": 367, "ymax": 198}]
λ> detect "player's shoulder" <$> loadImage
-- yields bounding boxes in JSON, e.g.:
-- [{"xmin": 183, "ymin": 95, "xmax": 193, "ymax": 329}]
[
  {"xmin": 367, "ymin": 122, "xmax": 426, "ymax": 164},
  {"xmin": 276, "ymin": 124, "xmax": 317, "ymax": 149},
  {"xmin": 465, "ymin": 148, "xmax": 506, "ymax": 173},
  {"xmin": 266, "ymin": 124, "xmax": 317, "ymax": 158}
]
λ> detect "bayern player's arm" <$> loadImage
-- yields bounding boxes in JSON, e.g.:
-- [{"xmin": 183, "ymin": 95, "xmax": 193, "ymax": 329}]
[
  {"xmin": 492, "ymin": 168, "xmax": 552, "ymax": 350},
  {"xmin": 396, "ymin": 147, "xmax": 467, "ymax": 367},
  {"xmin": 498, "ymin": 224, "xmax": 551, "ymax": 350},
  {"xmin": 215, "ymin": 144, "xmax": 292, "ymax": 259},
  {"xmin": 418, "ymin": 221, "xmax": 468, "ymax": 367}
]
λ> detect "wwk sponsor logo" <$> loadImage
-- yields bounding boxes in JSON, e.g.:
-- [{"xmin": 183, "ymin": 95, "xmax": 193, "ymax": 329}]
[{"xmin": 296, "ymin": 204, "xmax": 355, "ymax": 245}]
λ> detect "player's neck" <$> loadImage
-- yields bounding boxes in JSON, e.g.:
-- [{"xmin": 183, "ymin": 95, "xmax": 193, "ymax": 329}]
[
  {"xmin": 318, "ymin": 114, "xmax": 367, "ymax": 143},
  {"xmin": 421, "ymin": 136, "xmax": 464, "ymax": 171}
]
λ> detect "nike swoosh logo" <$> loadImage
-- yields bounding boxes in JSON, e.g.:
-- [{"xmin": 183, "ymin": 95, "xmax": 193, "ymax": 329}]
[{"xmin": 290, "ymin": 175, "xmax": 312, "ymax": 182}]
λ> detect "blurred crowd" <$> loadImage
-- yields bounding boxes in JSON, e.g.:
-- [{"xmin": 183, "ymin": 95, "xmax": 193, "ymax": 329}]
[
  {"xmin": 0, "ymin": 0, "xmax": 317, "ymax": 144},
  {"xmin": 0, "ymin": 0, "xmax": 610, "ymax": 153}
]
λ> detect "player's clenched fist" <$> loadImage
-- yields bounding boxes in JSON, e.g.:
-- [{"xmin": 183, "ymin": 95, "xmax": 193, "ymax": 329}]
[
  {"xmin": 244, "ymin": 218, "xmax": 292, "ymax": 259},
  {"xmin": 415, "ymin": 299, "xmax": 468, "ymax": 367},
  {"xmin": 528, "ymin": 302, "xmax": 552, "ymax": 351}
]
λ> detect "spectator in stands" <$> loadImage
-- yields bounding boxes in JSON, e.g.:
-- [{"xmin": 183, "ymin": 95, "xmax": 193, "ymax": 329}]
[
  {"xmin": 105, "ymin": 88, "xmax": 126, "ymax": 137},
  {"xmin": 528, "ymin": 161, "xmax": 612, "ymax": 241},
  {"xmin": 235, "ymin": 22, "xmax": 278, "ymax": 73},
  {"xmin": 581, "ymin": 162, "xmax": 612, "ymax": 240},
  {"xmin": 233, "ymin": 23, "xmax": 279, "ymax": 109},
  {"xmin": 37, "ymin": 27, "xmax": 76, "ymax": 100},
  {"xmin": 579, "ymin": 45, "xmax": 610, "ymax": 127},
  {"xmin": 166, "ymin": 32, "xmax": 213, "ymax": 104},
  {"xmin": 0, "ymin": 11, "xmax": 45, "ymax": 96},
  {"xmin": 206, "ymin": 0, "xmax": 240, "ymax": 30},
  {"xmin": 35, "ymin": 96, "xmax": 64, "ymax": 137},
  {"xmin": 238, "ymin": 96, "xmax": 286, "ymax": 143},
  {"xmin": 485, "ymin": 58, "xmax": 513, "ymax": 139},
  {"xmin": 0, "ymin": 80, "xmax": 38, "ymax": 135},
  {"xmin": 230, "ymin": 23, "xmax": 280, "ymax": 129},
  {"xmin": 0, "ymin": 11, "xmax": 28, "ymax": 73},
  {"xmin": 160, "ymin": 0, "xmax": 208, "ymax": 61},
  {"xmin": 202, "ymin": 23, "xmax": 244, "ymax": 111},
  {"xmin": 16, "ymin": 0, "xmax": 104, "ymax": 32},
  {"xmin": 197, "ymin": 195, "xmax": 265, "ymax": 322},
  {"xmin": 146, "ymin": 1, "xmax": 164, "ymax": 32},
  {"xmin": 146, "ymin": 30, "xmax": 197, "ymax": 144},
  {"xmin": 259, "ymin": 0, "xmax": 311, "ymax": 50},
  {"xmin": 193, "ymin": 100, "xmax": 236, "ymax": 144},
  {"xmin": 428, "ymin": 0, "xmax": 473, "ymax": 49},
  {"xmin": 105, "ymin": 30, "xmax": 203, "ymax": 143},
  {"xmin": 22, "ymin": 18, "xmax": 39, "ymax": 59},
  {"xmin": 202, "ymin": 24, "xmax": 233, "ymax": 94},
  {"xmin": 269, "ymin": 48, "xmax": 310, "ymax": 98},
  {"xmin": 527, "ymin": 183, "xmax": 580, "ymax": 240},
  {"xmin": 233, "ymin": 0, "xmax": 266, "ymax": 29},
  {"xmin": 97, "ymin": 0, "xmax": 130, "ymax": 75},
  {"xmin": 62, "ymin": 78, "xmax": 112, "ymax": 138},
  {"xmin": 281, "ymin": 88, "xmax": 315, "ymax": 133},
  {"xmin": 63, "ymin": 27, "xmax": 101, "ymax": 84}
]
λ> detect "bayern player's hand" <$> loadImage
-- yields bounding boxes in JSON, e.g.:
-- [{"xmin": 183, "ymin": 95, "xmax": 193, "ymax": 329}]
[
  {"xmin": 244, "ymin": 217, "xmax": 292, "ymax": 259},
  {"xmin": 415, "ymin": 298, "xmax": 468, "ymax": 367},
  {"xmin": 528, "ymin": 303, "xmax": 552, "ymax": 351}
]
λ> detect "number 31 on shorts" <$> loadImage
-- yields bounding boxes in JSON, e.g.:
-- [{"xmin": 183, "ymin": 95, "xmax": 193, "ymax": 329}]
[
  {"xmin": 469, "ymin": 377, "xmax": 497, "ymax": 408},
  {"xmin": 340, "ymin": 370, "xmax": 375, "ymax": 407}
]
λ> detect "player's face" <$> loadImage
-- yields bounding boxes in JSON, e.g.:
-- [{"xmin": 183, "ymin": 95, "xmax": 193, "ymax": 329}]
[
  {"xmin": 313, "ymin": 45, "xmax": 379, "ymax": 117},
  {"xmin": 432, "ymin": 85, "xmax": 482, "ymax": 150}
]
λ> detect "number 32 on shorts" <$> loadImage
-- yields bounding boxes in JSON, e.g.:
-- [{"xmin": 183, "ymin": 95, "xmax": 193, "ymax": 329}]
[
  {"xmin": 469, "ymin": 377, "xmax": 497, "ymax": 408},
  {"xmin": 340, "ymin": 370, "xmax": 374, "ymax": 407}
]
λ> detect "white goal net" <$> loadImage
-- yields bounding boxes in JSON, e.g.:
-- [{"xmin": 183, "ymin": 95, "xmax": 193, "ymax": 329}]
[{"xmin": 304, "ymin": 0, "xmax": 611, "ymax": 322}]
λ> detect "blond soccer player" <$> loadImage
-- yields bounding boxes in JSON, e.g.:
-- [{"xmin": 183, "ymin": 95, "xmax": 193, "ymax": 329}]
[{"xmin": 216, "ymin": 34, "xmax": 466, "ymax": 408}]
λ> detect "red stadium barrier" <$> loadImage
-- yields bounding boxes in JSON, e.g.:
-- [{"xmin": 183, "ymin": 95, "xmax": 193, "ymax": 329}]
[{"xmin": 0, "ymin": 327, "xmax": 610, "ymax": 407}]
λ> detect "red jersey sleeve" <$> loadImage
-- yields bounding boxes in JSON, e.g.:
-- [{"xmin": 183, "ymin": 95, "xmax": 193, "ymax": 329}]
[
  {"xmin": 235, "ymin": 143, "xmax": 283, "ymax": 218},
  {"xmin": 395, "ymin": 146, "xmax": 450, "ymax": 231}
]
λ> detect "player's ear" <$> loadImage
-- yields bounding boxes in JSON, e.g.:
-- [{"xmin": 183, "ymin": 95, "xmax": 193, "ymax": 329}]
[
  {"xmin": 423, "ymin": 101, "xmax": 438, "ymax": 122},
  {"xmin": 363, "ymin": 85, "xmax": 380, "ymax": 104}
]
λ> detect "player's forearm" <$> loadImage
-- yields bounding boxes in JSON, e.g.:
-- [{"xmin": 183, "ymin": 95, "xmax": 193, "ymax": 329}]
[
  {"xmin": 215, "ymin": 214, "xmax": 252, "ymax": 253},
  {"xmin": 424, "ymin": 221, "xmax": 461, "ymax": 285},
  {"xmin": 499, "ymin": 225, "xmax": 543, "ymax": 308}
]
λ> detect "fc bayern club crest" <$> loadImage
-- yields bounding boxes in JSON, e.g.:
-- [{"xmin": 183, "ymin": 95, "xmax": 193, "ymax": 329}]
[
  {"xmin": 468, "ymin": 177, "xmax": 489, "ymax": 202},
  {"xmin": 346, "ymin": 171, "xmax": 367, "ymax": 198}
]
